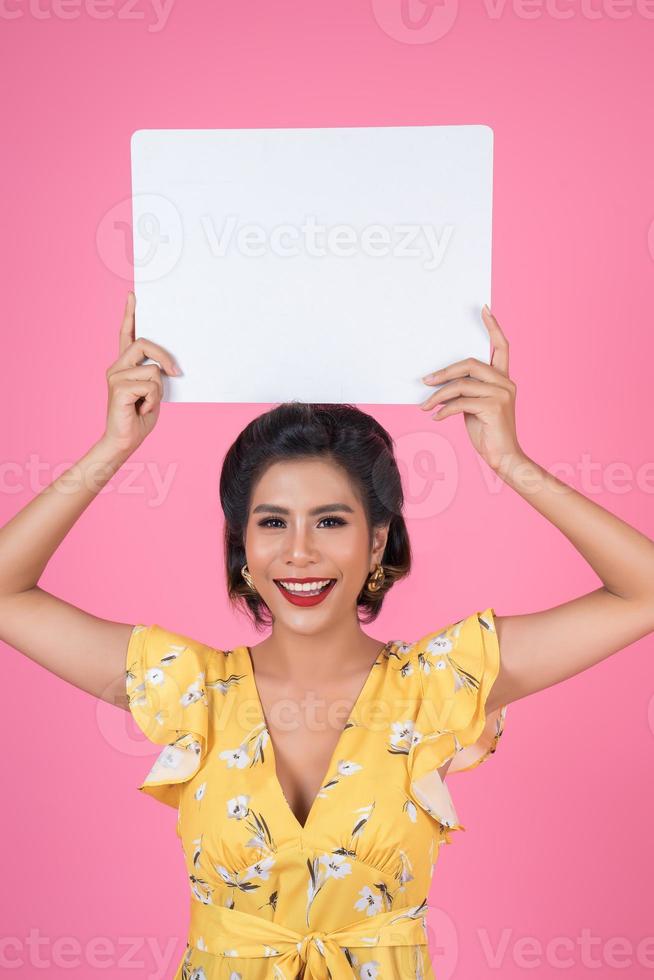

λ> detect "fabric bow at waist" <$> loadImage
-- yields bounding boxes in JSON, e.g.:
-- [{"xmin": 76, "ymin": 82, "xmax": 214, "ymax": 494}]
[{"xmin": 188, "ymin": 897, "xmax": 429, "ymax": 978}]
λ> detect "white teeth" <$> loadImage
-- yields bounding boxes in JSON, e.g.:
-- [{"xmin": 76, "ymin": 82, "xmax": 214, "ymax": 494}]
[{"xmin": 278, "ymin": 579, "xmax": 333, "ymax": 594}]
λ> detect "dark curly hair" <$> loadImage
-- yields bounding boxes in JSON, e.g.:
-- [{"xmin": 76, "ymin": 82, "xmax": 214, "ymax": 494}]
[{"xmin": 219, "ymin": 401, "xmax": 412, "ymax": 631}]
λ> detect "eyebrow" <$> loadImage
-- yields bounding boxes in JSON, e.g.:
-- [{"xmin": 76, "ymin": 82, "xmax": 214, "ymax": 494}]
[{"xmin": 252, "ymin": 503, "xmax": 356, "ymax": 516}]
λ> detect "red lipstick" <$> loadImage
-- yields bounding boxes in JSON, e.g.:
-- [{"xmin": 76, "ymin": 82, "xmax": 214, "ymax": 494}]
[{"xmin": 273, "ymin": 578, "xmax": 336, "ymax": 607}]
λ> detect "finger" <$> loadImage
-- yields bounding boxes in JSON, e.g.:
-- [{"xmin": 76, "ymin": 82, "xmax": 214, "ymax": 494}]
[
  {"xmin": 420, "ymin": 378, "xmax": 498, "ymax": 411},
  {"xmin": 112, "ymin": 378, "xmax": 160, "ymax": 414},
  {"xmin": 422, "ymin": 356, "xmax": 512, "ymax": 391},
  {"xmin": 119, "ymin": 292, "xmax": 136, "ymax": 357},
  {"xmin": 118, "ymin": 335, "xmax": 179, "ymax": 377},
  {"xmin": 481, "ymin": 306, "xmax": 510, "ymax": 377},
  {"xmin": 431, "ymin": 396, "xmax": 485, "ymax": 420},
  {"xmin": 109, "ymin": 363, "xmax": 164, "ymax": 398}
]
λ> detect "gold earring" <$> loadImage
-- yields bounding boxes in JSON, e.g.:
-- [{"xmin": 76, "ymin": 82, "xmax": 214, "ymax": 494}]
[
  {"xmin": 241, "ymin": 563, "xmax": 257, "ymax": 593},
  {"xmin": 366, "ymin": 562, "xmax": 385, "ymax": 593}
]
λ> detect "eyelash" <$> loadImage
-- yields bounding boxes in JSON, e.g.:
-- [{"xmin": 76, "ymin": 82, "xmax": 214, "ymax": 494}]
[{"xmin": 257, "ymin": 516, "xmax": 347, "ymax": 529}]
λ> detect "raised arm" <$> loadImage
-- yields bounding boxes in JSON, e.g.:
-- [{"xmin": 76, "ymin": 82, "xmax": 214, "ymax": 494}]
[
  {"xmin": 0, "ymin": 293, "xmax": 181, "ymax": 708},
  {"xmin": 486, "ymin": 456, "xmax": 654, "ymax": 713},
  {"xmin": 419, "ymin": 306, "xmax": 654, "ymax": 713}
]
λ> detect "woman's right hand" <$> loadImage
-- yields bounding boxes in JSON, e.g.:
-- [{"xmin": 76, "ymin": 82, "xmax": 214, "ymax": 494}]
[{"xmin": 100, "ymin": 292, "xmax": 181, "ymax": 457}]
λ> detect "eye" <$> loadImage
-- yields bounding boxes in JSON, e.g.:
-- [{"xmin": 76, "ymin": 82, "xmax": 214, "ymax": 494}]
[
  {"xmin": 256, "ymin": 516, "xmax": 347, "ymax": 529},
  {"xmin": 319, "ymin": 516, "xmax": 346, "ymax": 528}
]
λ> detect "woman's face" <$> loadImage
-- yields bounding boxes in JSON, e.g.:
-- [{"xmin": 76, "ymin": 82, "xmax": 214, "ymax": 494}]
[{"xmin": 243, "ymin": 458, "xmax": 388, "ymax": 631}]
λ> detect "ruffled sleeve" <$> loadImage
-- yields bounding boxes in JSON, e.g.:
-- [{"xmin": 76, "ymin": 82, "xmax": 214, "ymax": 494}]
[
  {"xmin": 406, "ymin": 607, "xmax": 507, "ymax": 844},
  {"xmin": 125, "ymin": 623, "xmax": 214, "ymax": 809}
]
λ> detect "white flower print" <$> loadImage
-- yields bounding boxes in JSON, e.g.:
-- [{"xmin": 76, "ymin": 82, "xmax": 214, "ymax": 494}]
[
  {"xmin": 158, "ymin": 745, "xmax": 182, "ymax": 770},
  {"xmin": 315, "ymin": 758, "xmax": 364, "ymax": 801},
  {"xmin": 219, "ymin": 745, "xmax": 250, "ymax": 769},
  {"xmin": 180, "ymin": 672, "xmax": 208, "ymax": 708},
  {"xmin": 404, "ymin": 799, "xmax": 418, "ymax": 824},
  {"xmin": 250, "ymin": 725, "xmax": 270, "ymax": 764},
  {"xmin": 337, "ymin": 759, "xmax": 362, "ymax": 776},
  {"xmin": 206, "ymin": 673, "xmax": 245, "ymax": 694},
  {"xmin": 139, "ymin": 733, "xmax": 202, "ymax": 789},
  {"xmin": 395, "ymin": 849, "xmax": 414, "ymax": 889},
  {"xmin": 420, "ymin": 655, "xmax": 448, "ymax": 676},
  {"xmin": 244, "ymin": 810, "xmax": 277, "ymax": 854},
  {"xmin": 355, "ymin": 886, "xmax": 382, "ymax": 917},
  {"xmin": 388, "ymin": 719, "xmax": 416, "ymax": 754},
  {"xmin": 196, "ymin": 936, "xmax": 207, "ymax": 951},
  {"xmin": 229, "ymin": 972, "xmax": 242, "ymax": 980},
  {"xmin": 426, "ymin": 633, "xmax": 453, "ymax": 656},
  {"xmin": 400, "ymin": 660, "xmax": 414, "ymax": 678},
  {"xmin": 360, "ymin": 962, "xmax": 382, "ymax": 979},
  {"xmin": 127, "ymin": 691, "xmax": 147, "ymax": 708},
  {"xmin": 390, "ymin": 898, "xmax": 428, "ymax": 924},
  {"xmin": 189, "ymin": 875, "xmax": 213, "ymax": 905},
  {"xmin": 306, "ymin": 852, "xmax": 353, "ymax": 926},
  {"xmin": 347, "ymin": 951, "xmax": 361, "ymax": 969},
  {"xmin": 215, "ymin": 857, "xmax": 277, "ymax": 894},
  {"xmin": 220, "ymin": 723, "xmax": 269, "ymax": 772},
  {"xmin": 227, "ymin": 794, "xmax": 250, "ymax": 819},
  {"xmin": 319, "ymin": 853, "xmax": 352, "ymax": 879},
  {"xmin": 194, "ymin": 782, "xmax": 207, "ymax": 802},
  {"xmin": 241, "ymin": 856, "xmax": 275, "ymax": 882},
  {"xmin": 145, "ymin": 666, "xmax": 165, "ymax": 685},
  {"xmin": 351, "ymin": 802, "xmax": 375, "ymax": 836},
  {"xmin": 150, "ymin": 640, "xmax": 184, "ymax": 666},
  {"xmin": 189, "ymin": 969, "xmax": 208, "ymax": 980}
]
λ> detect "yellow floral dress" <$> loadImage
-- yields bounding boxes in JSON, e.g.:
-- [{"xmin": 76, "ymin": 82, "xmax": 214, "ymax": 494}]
[{"xmin": 125, "ymin": 607, "xmax": 507, "ymax": 980}]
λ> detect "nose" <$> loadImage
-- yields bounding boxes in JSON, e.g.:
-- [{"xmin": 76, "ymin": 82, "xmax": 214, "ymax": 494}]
[{"xmin": 282, "ymin": 523, "xmax": 321, "ymax": 564}]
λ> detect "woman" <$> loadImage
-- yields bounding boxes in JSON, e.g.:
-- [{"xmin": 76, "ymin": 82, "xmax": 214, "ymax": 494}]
[{"xmin": 1, "ymin": 293, "xmax": 653, "ymax": 979}]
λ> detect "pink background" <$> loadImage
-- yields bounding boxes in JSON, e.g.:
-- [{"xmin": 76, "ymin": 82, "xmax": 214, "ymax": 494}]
[{"xmin": 2, "ymin": 2, "xmax": 654, "ymax": 977}]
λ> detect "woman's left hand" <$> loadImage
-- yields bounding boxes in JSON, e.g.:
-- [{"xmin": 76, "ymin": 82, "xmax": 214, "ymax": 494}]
[{"xmin": 419, "ymin": 306, "xmax": 523, "ymax": 472}]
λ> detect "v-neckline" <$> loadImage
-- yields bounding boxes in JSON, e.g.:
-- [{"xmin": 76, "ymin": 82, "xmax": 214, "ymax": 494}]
[{"xmin": 239, "ymin": 640, "xmax": 391, "ymax": 836}]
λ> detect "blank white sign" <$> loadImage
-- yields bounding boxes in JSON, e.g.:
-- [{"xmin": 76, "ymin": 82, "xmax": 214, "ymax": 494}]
[{"xmin": 130, "ymin": 125, "xmax": 493, "ymax": 404}]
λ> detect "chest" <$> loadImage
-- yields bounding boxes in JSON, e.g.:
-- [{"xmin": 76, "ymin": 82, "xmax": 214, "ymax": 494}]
[
  {"xmin": 251, "ymin": 679, "xmax": 451, "ymax": 831},
  {"xmin": 256, "ymin": 661, "xmax": 384, "ymax": 825}
]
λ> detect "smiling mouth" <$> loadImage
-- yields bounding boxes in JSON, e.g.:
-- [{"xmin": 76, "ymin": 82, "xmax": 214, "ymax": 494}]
[{"xmin": 274, "ymin": 579, "xmax": 337, "ymax": 597}]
